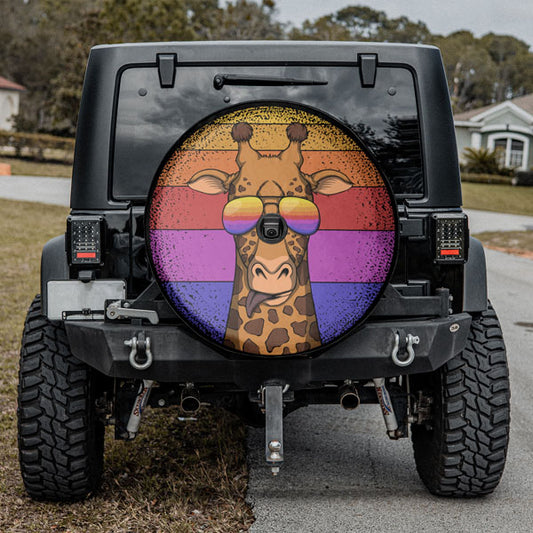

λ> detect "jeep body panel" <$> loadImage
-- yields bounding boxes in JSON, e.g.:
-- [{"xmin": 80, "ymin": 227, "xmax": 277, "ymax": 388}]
[{"xmin": 72, "ymin": 42, "xmax": 461, "ymax": 210}]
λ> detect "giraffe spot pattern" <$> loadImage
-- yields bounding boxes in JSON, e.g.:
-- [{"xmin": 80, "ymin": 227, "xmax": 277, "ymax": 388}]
[
  {"xmin": 243, "ymin": 339, "xmax": 260, "ymax": 354},
  {"xmin": 309, "ymin": 321, "xmax": 320, "ymax": 341},
  {"xmin": 244, "ymin": 318, "xmax": 264, "ymax": 336},
  {"xmin": 291, "ymin": 320, "xmax": 307, "ymax": 337},
  {"xmin": 283, "ymin": 305, "xmax": 294, "ymax": 316},
  {"xmin": 296, "ymin": 342, "xmax": 311, "ymax": 352},
  {"xmin": 265, "ymin": 328, "xmax": 290, "ymax": 353},
  {"xmin": 294, "ymin": 294, "xmax": 315, "ymax": 316},
  {"xmin": 227, "ymin": 308, "xmax": 242, "ymax": 330},
  {"xmin": 234, "ymin": 266, "xmax": 243, "ymax": 294},
  {"xmin": 268, "ymin": 309, "xmax": 279, "ymax": 324}
]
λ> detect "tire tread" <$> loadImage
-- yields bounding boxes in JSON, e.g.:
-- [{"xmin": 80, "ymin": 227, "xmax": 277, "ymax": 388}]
[
  {"xmin": 412, "ymin": 302, "xmax": 511, "ymax": 497},
  {"xmin": 17, "ymin": 295, "xmax": 104, "ymax": 501}
]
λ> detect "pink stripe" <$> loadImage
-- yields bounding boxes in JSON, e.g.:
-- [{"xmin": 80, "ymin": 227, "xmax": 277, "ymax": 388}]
[
  {"xmin": 150, "ymin": 229, "xmax": 395, "ymax": 283},
  {"xmin": 149, "ymin": 230, "xmax": 235, "ymax": 282},
  {"xmin": 308, "ymin": 231, "xmax": 395, "ymax": 282}
]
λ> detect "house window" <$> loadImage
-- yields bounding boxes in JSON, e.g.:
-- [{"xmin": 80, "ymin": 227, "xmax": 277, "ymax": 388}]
[
  {"xmin": 489, "ymin": 135, "xmax": 527, "ymax": 170},
  {"xmin": 493, "ymin": 139, "xmax": 507, "ymax": 167},
  {"xmin": 509, "ymin": 140, "xmax": 524, "ymax": 168}
]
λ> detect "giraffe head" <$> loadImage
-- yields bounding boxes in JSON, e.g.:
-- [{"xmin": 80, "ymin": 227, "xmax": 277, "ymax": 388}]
[{"xmin": 188, "ymin": 122, "xmax": 351, "ymax": 318}]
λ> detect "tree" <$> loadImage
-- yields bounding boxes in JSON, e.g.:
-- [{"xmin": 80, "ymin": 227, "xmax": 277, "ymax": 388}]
[
  {"xmin": 434, "ymin": 31, "xmax": 498, "ymax": 111},
  {"xmin": 480, "ymin": 33, "xmax": 533, "ymax": 100},
  {"xmin": 289, "ymin": 5, "xmax": 429, "ymax": 43},
  {"xmin": 209, "ymin": 0, "xmax": 285, "ymax": 40},
  {"xmin": 4, "ymin": 1, "xmax": 533, "ymax": 134},
  {"xmin": 376, "ymin": 15, "xmax": 431, "ymax": 43}
]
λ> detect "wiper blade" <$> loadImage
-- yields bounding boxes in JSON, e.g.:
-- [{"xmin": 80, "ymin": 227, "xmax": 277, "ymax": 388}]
[{"xmin": 213, "ymin": 74, "xmax": 328, "ymax": 90}]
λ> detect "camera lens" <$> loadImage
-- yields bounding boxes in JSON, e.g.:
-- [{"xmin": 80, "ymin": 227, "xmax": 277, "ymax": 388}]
[{"xmin": 258, "ymin": 215, "xmax": 286, "ymax": 243}]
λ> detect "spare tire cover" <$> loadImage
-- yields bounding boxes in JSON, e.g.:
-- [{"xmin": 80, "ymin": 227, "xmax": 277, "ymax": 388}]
[{"xmin": 146, "ymin": 103, "xmax": 397, "ymax": 356}]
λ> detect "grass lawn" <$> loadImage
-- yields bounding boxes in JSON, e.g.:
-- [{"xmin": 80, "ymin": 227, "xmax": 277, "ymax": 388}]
[
  {"xmin": 462, "ymin": 182, "xmax": 533, "ymax": 216},
  {"xmin": 0, "ymin": 157, "xmax": 72, "ymax": 178},
  {"xmin": 473, "ymin": 230, "xmax": 533, "ymax": 258},
  {"xmin": 0, "ymin": 199, "xmax": 252, "ymax": 532}
]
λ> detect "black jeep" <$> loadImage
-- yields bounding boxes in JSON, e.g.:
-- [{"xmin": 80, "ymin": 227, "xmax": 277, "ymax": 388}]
[{"xmin": 18, "ymin": 41, "xmax": 510, "ymax": 501}]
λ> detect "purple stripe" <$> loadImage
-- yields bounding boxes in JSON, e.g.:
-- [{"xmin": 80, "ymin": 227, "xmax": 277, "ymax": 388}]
[
  {"xmin": 149, "ymin": 230, "xmax": 235, "ymax": 282},
  {"xmin": 308, "ymin": 231, "xmax": 395, "ymax": 282}
]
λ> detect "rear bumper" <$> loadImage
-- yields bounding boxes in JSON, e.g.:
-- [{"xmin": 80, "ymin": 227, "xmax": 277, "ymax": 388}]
[{"xmin": 65, "ymin": 313, "xmax": 472, "ymax": 390}]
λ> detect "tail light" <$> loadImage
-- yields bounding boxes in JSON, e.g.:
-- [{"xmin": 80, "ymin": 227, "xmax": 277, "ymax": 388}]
[
  {"xmin": 432, "ymin": 213, "xmax": 469, "ymax": 263},
  {"xmin": 67, "ymin": 215, "xmax": 104, "ymax": 265}
]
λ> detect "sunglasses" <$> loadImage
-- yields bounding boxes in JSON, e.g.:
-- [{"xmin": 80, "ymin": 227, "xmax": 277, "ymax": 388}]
[{"xmin": 222, "ymin": 196, "xmax": 320, "ymax": 236}]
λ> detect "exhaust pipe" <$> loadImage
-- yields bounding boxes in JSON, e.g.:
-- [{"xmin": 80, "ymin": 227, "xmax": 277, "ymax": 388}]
[
  {"xmin": 339, "ymin": 382, "xmax": 360, "ymax": 410},
  {"xmin": 180, "ymin": 384, "xmax": 201, "ymax": 414}
]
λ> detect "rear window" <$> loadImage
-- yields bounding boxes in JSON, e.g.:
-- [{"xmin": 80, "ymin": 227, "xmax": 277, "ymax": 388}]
[{"xmin": 112, "ymin": 64, "xmax": 423, "ymax": 200}]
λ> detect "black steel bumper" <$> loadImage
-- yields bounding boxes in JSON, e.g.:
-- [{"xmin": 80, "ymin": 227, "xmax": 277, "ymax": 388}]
[{"xmin": 65, "ymin": 313, "xmax": 472, "ymax": 390}]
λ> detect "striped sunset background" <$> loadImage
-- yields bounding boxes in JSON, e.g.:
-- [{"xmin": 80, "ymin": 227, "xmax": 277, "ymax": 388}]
[{"xmin": 148, "ymin": 104, "xmax": 397, "ymax": 348}]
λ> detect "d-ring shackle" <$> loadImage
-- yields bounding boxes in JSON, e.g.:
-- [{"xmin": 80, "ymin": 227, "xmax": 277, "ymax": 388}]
[
  {"xmin": 391, "ymin": 332, "xmax": 419, "ymax": 367},
  {"xmin": 124, "ymin": 333, "xmax": 153, "ymax": 371}
]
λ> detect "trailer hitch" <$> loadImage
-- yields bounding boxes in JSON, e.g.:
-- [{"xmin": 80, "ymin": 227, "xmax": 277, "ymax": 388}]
[{"xmin": 259, "ymin": 384, "xmax": 291, "ymax": 475}]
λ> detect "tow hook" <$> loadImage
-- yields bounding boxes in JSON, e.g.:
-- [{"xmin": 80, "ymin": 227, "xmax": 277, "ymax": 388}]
[
  {"xmin": 391, "ymin": 330, "xmax": 419, "ymax": 367},
  {"xmin": 125, "ymin": 331, "xmax": 153, "ymax": 371}
]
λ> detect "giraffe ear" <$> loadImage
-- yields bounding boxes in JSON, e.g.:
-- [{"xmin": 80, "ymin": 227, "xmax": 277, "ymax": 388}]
[
  {"xmin": 188, "ymin": 169, "xmax": 231, "ymax": 195},
  {"xmin": 308, "ymin": 170, "xmax": 352, "ymax": 195}
]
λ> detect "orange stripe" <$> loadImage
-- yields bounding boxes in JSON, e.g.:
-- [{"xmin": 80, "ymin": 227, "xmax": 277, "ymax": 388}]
[{"xmin": 158, "ymin": 150, "xmax": 384, "ymax": 187}]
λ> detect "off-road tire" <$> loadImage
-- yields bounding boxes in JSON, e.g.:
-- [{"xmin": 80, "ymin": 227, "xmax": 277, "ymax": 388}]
[
  {"xmin": 412, "ymin": 302, "xmax": 510, "ymax": 497},
  {"xmin": 17, "ymin": 295, "xmax": 105, "ymax": 501}
]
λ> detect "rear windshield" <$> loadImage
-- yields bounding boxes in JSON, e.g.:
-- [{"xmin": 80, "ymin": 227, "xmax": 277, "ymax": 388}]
[{"xmin": 113, "ymin": 65, "xmax": 423, "ymax": 200}]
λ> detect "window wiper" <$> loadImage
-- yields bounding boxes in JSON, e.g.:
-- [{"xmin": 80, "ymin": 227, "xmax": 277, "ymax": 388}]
[{"xmin": 213, "ymin": 74, "xmax": 328, "ymax": 90}]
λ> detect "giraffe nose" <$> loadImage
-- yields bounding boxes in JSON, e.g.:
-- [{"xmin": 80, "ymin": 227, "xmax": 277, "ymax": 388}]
[{"xmin": 249, "ymin": 260, "xmax": 295, "ymax": 295}]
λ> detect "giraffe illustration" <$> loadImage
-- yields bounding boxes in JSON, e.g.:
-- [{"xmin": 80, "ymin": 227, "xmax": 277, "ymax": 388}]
[{"xmin": 188, "ymin": 122, "xmax": 352, "ymax": 355}]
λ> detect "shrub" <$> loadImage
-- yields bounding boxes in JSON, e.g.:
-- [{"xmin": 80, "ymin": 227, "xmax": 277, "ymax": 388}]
[
  {"xmin": 0, "ymin": 130, "xmax": 74, "ymax": 163},
  {"xmin": 462, "ymin": 147, "xmax": 513, "ymax": 176}
]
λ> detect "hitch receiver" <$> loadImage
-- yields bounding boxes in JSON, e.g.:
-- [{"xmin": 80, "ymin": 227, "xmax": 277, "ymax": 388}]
[{"xmin": 262, "ymin": 385, "xmax": 284, "ymax": 475}]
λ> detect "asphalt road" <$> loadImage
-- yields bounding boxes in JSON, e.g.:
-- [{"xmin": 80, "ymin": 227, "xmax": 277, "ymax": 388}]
[
  {"xmin": 246, "ymin": 249, "xmax": 533, "ymax": 532},
  {"xmin": 1, "ymin": 177, "xmax": 532, "ymax": 531},
  {"xmin": 0, "ymin": 175, "xmax": 70, "ymax": 206}
]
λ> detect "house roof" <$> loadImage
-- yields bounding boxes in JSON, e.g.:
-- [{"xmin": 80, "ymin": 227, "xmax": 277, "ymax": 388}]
[
  {"xmin": 0, "ymin": 76, "xmax": 25, "ymax": 92},
  {"xmin": 454, "ymin": 93, "xmax": 533, "ymax": 121}
]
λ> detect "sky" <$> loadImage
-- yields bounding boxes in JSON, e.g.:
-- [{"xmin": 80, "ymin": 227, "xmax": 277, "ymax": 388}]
[{"xmin": 273, "ymin": 0, "xmax": 533, "ymax": 46}]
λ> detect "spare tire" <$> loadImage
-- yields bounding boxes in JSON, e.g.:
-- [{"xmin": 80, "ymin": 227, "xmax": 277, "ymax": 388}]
[{"xmin": 146, "ymin": 102, "xmax": 397, "ymax": 356}]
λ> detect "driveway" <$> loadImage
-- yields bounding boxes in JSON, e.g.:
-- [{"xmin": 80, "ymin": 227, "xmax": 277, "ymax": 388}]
[
  {"xmin": 246, "ymin": 248, "xmax": 533, "ymax": 532},
  {"xmin": 0, "ymin": 175, "xmax": 70, "ymax": 206},
  {"xmin": 464, "ymin": 208, "xmax": 533, "ymax": 233}
]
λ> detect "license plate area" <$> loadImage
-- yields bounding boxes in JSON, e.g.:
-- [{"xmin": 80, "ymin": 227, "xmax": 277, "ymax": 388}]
[{"xmin": 47, "ymin": 280, "xmax": 126, "ymax": 320}]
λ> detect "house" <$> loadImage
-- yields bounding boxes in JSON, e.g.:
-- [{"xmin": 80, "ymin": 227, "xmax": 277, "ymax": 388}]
[
  {"xmin": 0, "ymin": 76, "xmax": 25, "ymax": 131},
  {"xmin": 454, "ymin": 93, "xmax": 533, "ymax": 171}
]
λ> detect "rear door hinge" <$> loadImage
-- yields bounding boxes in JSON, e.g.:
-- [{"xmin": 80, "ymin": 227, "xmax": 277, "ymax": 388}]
[
  {"xmin": 157, "ymin": 53, "xmax": 178, "ymax": 88},
  {"xmin": 358, "ymin": 53, "xmax": 378, "ymax": 88}
]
